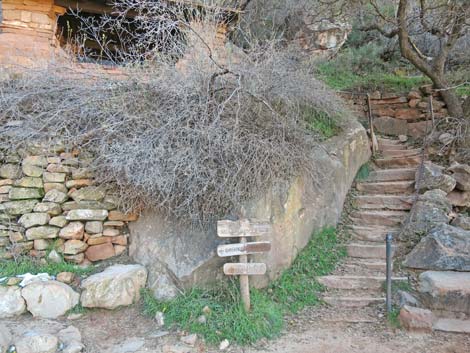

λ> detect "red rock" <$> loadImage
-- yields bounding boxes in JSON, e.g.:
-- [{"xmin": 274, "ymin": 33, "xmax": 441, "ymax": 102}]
[
  {"xmin": 399, "ymin": 306, "xmax": 433, "ymax": 333},
  {"xmin": 87, "ymin": 236, "xmax": 112, "ymax": 246},
  {"xmin": 408, "ymin": 121, "xmax": 433, "ymax": 138},
  {"xmin": 112, "ymin": 235, "xmax": 127, "ymax": 246},
  {"xmin": 108, "ymin": 211, "xmax": 138, "ymax": 222},
  {"xmin": 85, "ymin": 243, "xmax": 115, "ymax": 261},
  {"xmin": 408, "ymin": 91, "xmax": 422, "ymax": 100},
  {"xmin": 408, "ymin": 99, "xmax": 420, "ymax": 108},
  {"xmin": 394, "ymin": 108, "xmax": 422, "ymax": 120},
  {"xmin": 447, "ymin": 191, "xmax": 470, "ymax": 207}
]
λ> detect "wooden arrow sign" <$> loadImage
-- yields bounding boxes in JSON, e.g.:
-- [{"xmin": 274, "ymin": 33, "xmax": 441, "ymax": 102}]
[
  {"xmin": 217, "ymin": 241, "xmax": 271, "ymax": 257},
  {"xmin": 223, "ymin": 263, "xmax": 267, "ymax": 276},
  {"xmin": 217, "ymin": 219, "xmax": 271, "ymax": 238}
]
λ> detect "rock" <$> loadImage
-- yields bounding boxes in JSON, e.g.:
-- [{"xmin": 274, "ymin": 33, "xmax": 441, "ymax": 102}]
[
  {"xmin": 22, "ymin": 164, "xmax": 44, "ymax": 178},
  {"xmin": 397, "ymin": 290, "xmax": 420, "ymax": 308},
  {"xmin": 72, "ymin": 168, "xmax": 93, "ymax": 180},
  {"xmin": 155, "ymin": 312, "xmax": 165, "ymax": 327},
  {"xmin": 114, "ymin": 245, "xmax": 127, "ymax": 256},
  {"xmin": 9, "ymin": 187, "xmax": 44, "ymax": 200},
  {"xmin": 33, "ymin": 202, "xmax": 62, "ymax": 216},
  {"xmin": 398, "ymin": 134, "xmax": 408, "ymax": 142},
  {"xmin": 85, "ymin": 243, "xmax": 115, "ymax": 261},
  {"xmin": 404, "ymin": 224, "xmax": 470, "ymax": 271},
  {"xmin": 70, "ymin": 186, "xmax": 105, "ymax": 202},
  {"xmin": 399, "ymin": 305, "xmax": 433, "ymax": 333},
  {"xmin": 103, "ymin": 227, "xmax": 119, "ymax": 237},
  {"xmin": 408, "ymin": 120, "xmax": 433, "ymax": 139},
  {"xmin": 0, "ymin": 164, "xmax": 21, "ymax": 179},
  {"xmin": 14, "ymin": 177, "xmax": 43, "ymax": 188},
  {"xmin": 400, "ymin": 190, "xmax": 451, "ymax": 244},
  {"xmin": 64, "ymin": 253, "xmax": 85, "ymax": 264},
  {"xmin": 15, "ymin": 332, "xmax": 58, "ymax": 353},
  {"xmin": 65, "ymin": 179, "xmax": 93, "ymax": 189},
  {"xmin": 48, "ymin": 250, "xmax": 62, "ymax": 263},
  {"xmin": 85, "ymin": 221, "xmax": 103, "ymax": 234},
  {"xmin": 42, "ymin": 172, "xmax": 66, "ymax": 183},
  {"xmin": 80, "ymin": 264, "xmax": 147, "ymax": 309},
  {"xmin": 64, "ymin": 240, "xmax": 88, "ymax": 255},
  {"xmin": 33, "ymin": 239, "xmax": 50, "ymax": 251},
  {"xmin": 62, "ymin": 201, "xmax": 115, "ymax": 211},
  {"xmin": 112, "ymin": 338, "xmax": 145, "ymax": 353},
  {"xmin": 408, "ymin": 99, "xmax": 420, "ymax": 108},
  {"xmin": 447, "ymin": 162, "xmax": 470, "ymax": 191},
  {"xmin": 219, "ymin": 339, "xmax": 230, "ymax": 350},
  {"xmin": 44, "ymin": 182, "xmax": 68, "ymax": 194},
  {"xmin": 62, "ymin": 341, "xmax": 84, "ymax": 353},
  {"xmin": 415, "ymin": 162, "xmax": 456, "ymax": 193},
  {"xmin": 452, "ymin": 214, "xmax": 470, "ymax": 230},
  {"xmin": 408, "ymin": 90, "xmax": 422, "ymax": 100},
  {"xmin": 7, "ymin": 277, "xmax": 22, "ymax": 286},
  {"xmin": 22, "ymin": 281, "xmax": 80, "ymax": 318},
  {"xmin": 23, "ymin": 156, "xmax": 48, "ymax": 167},
  {"xmin": 25, "ymin": 226, "xmax": 59, "ymax": 240},
  {"xmin": 66, "ymin": 209, "xmax": 108, "ymax": 221},
  {"xmin": 57, "ymin": 325, "xmax": 83, "ymax": 353},
  {"xmin": 43, "ymin": 189, "xmax": 68, "ymax": 203},
  {"xmin": 57, "ymin": 272, "xmax": 75, "ymax": 284},
  {"xmin": 419, "ymin": 271, "xmax": 470, "ymax": 314},
  {"xmin": 49, "ymin": 216, "xmax": 68, "ymax": 228},
  {"xmin": 0, "ymin": 200, "xmax": 39, "ymax": 215},
  {"xmin": 108, "ymin": 211, "xmax": 138, "ymax": 222},
  {"xmin": 0, "ymin": 324, "xmax": 12, "ymax": 353},
  {"xmin": 18, "ymin": 213, "xmax": 50, "ymax": 228},
  {"xmin": 447, "ymin": 190, "xmax": 470, "ymax": 207},
  {"xmin": 197, "ymin": 315, "xmax": 206, "ymax": 324},
  {"xmin": 439, "ymin": 133, "xmax": 454, "ymax": 146},
  {"xmin": 0, "ymin": 286, "xmax": 26, "ymax": 318},
  {"xmin": 60, "ymin": 222, "xmax": 84, "ymax": 240},
  {"xmin": 180, "ymin": 334, "xmax": 197, "ymax": 346},
  {"xmin": 46, "ymin": 164, "xmax": 71, "ymax": 174},
  {"xmin": 373, "ymin": 116, "xmax": 408, "ymax": 136}
]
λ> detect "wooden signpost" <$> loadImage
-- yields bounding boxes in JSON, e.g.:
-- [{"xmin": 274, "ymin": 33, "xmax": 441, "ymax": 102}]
[{"xmin": 217, "ymin": 219, "xmax": 271, "ymax": 312}]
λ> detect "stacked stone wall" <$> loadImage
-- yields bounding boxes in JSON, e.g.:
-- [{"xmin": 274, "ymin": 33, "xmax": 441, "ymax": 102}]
[{"xmin": 0, "ymin": 145, "xmax": 137, "ymax": 265}]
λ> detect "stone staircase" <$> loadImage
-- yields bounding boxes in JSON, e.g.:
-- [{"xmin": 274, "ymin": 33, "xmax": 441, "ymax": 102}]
[{"xmin": 317, "ymin": 136, "xmax": 419, "ymax": 320}]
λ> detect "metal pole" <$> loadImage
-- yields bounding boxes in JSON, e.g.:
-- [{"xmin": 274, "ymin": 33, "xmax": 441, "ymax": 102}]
[{"xmin": 386, "ymin": 233, "xmax": 393, "ymax": 314}]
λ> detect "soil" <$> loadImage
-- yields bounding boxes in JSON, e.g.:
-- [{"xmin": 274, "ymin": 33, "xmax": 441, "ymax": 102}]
[{"xmin": 4, "ymin": 304, "xmax": 469, "ymax": 353}]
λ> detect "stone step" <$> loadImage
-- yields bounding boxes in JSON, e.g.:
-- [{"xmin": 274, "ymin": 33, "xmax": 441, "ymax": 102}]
[
  {"xmin": 356, "ymin": 180, "xmax": 415, "ymax": 194},
  {"xmin": 320, "ymin": 309, "xmax": 379, "ymax": 323},
  {"xmin": 349, "ymin": 225, "xmax": 399, "ymax": 242},
  {"xmin": 379, "ymin": 144, "xmax": 408, "ymax": 151},
  {"xmin": 375, "ymin": 156, "xmax": 421, "ymax": 168},
  {"xmin": 366, "ymin": 168, "xmax": 416, "ymax": 182},
  {"xmin": 342, "ymin": 258, "xmax": 388, "ymax": 273},
  {"xmin": 349, "ymin": 210, "xmax": 407, "ymax": 227},
  {"xmin": 317, "ymin": 275, "xmax": 407, "ymax": 290},
  {"xmin": 322, "ymin": 295, "xmax": 385, "ymax": 308},
  {"xmin": 355, "ymin": 195, "xmax": 414, "ymax": 211},
  {"xmin": 433, "ymin": 318, "xmax": 470, "ymax": 334},
  {"xmin": 381, "ymin": 149, "xmax": 422, "ymax": 158},
  {"xmin": 347, "ymin": 242, "xmax": 396, "ymax": 259}
]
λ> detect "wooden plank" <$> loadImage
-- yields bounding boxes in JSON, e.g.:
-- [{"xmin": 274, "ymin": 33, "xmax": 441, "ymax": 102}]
[
  {"xmin": 224, "ymin": 263, "xmax": 267, "ymax": 276},
  {"xmin": 217, "ymin": 241, "xmax": 271, "ymax": 257},
  {"xmin": 217, "ymin": 219, "xmax": 271, "ymax": 238}
]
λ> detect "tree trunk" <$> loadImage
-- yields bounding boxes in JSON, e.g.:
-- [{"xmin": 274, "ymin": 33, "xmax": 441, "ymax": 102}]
[{"xmin": 431, "ymin": 77, "xmax": 463, "ymax": 118}]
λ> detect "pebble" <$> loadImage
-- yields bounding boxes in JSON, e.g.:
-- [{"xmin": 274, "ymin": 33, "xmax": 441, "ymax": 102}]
[
  {"xmin": 219, "ymin": 339, "xmax": 230, "ymax": 350},
  {"xmin": 155, "ymin": 311, "xmax": 165, "ymax": 328},
  {"xmin": 180, "ymin": 333, "xmax": 197, "ymax": 346}
]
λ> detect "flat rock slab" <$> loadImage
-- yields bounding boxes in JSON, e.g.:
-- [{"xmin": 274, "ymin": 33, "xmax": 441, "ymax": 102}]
[
  {"xmin": 433, "ymin": 318, "xmax": 470, "ymax": 333},
  {"xmin": 80, "ymin": 264, "xmax": 147, "ymax": 309},
  {"xmin": 356, "ymin": 181, "xmax": 414, "ymax": 194},
  {"xmin": 366, "ymin": 168, "xmax": 416, "ymax": 182},
  {"xmin": 419, "ymin": 271, "xmax": 470, "ymax": 314}
]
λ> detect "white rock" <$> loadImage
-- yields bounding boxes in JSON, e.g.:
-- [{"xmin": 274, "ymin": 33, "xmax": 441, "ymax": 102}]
[
  {"xmin": 15, "ymin": 332, "xmax": 58, "ymax": 353},
  {"xmin": 0, "ymin": 324, "xmax": 12, "ymax": 353},
  {"xmin": 58, "ymin": 326, "xmax": 83, "ymax": 353},
  {"xmin": 180, "ymin": 334, "xmax": 197, "ymax": 346},
  {"xmin": 0, "ymin": 286, "xmax": 26, "ymax": 318},
  {"xmin": 80, "ymin": 264, "xmax": 147, "ymax": 309},
  {"xmin": 21, "ymin": 281, "xmax": 79, "ymax": 319},
  {"xmin": 219, "ymin": 339, "xmax": 230, "ymax": 350},
  {"xmin": 155, "ymin": 311, "xmax": 165, "ymax": 328}
]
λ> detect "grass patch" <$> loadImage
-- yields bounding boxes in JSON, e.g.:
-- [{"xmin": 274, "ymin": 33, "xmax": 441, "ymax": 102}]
[
  {"xmin": 303, "ymin": 107, "xmax": 339, "ymax": 139},
  {"xmin": 388, "ymin": 307, "xmax": 401, "ymax": 328},
  {"xmin": 355, "ymin": 163, "xmax": 371, "ymax": 181},
  {"xmin": 67, "ymin": 303, "xmax": 88, "ymax": 316},
  {"xmin": 141, "ymin": 227, "xmax": 345, "ymax": 345},
  {"xmin": 316, "ymin": 62, "xmax": 430, "ymax": 93},
  {"xmin": 0, "ymin": 257, "xmax": 94, "ymax": 278}
]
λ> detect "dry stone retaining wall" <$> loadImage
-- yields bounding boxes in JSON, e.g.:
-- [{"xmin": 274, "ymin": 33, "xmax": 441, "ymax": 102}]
[{"xmin": 0, "ymin": 146, "xmax": 137, "ymax": 264}]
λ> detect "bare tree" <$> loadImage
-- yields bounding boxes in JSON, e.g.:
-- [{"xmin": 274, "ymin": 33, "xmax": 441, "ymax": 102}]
[{"xmin": 361, "ymin": 0, "xmax": 469, "ymax": 117}]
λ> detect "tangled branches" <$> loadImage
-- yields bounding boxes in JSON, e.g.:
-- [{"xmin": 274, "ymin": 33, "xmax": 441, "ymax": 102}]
[{"xmin": 0, "ymin": 3, "xmax": 348, "ymax": 223}]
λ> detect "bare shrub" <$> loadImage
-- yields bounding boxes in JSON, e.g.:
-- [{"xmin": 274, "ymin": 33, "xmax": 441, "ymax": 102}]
[{"xmin": 0, "ymin": 1, "xmax": 348, "ymax": 223}]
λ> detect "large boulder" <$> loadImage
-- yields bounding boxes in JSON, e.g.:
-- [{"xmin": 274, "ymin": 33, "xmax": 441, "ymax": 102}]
[
  {"xmin": 21, "ymin": 281, "xmax": 79, "ymax": 319},
  {"xmin": 415, "ymin": 162, "xmax": 456, "ymax": 193},
  {"xmin": 373, "ymin": 116, "xmax": 408, "ymax": 136},
  {"xmin": 452, "ymin": 214, "xmax": 470, "ymax": 230},
  {"xmin": 14, "ymin": 332, "xmax": 58, "ymax": 353},
  {"xmin": 404, "ymin": 224, "xmax": 470, "ymax": 271},
  {"xmin": 129, "ymin": 119, "xmax": 371, "ymax": 299},
  {"xmin": 0, "ymin": 286, "xmax": 26, "ymax": 318},
  {"xmin": 419, "ymin": 271, "xmax": 470, "ymax": 314},
  {"xmin": 399, "ymin": 305, "xmax": 433, "ymax": 333},
  {"xmin": 80, "ymin": 264, "xmax": 147, "ymax": 309},
  {"xmin": 399, "ymin": 189, "xmax": 451, "ymax": 244}
]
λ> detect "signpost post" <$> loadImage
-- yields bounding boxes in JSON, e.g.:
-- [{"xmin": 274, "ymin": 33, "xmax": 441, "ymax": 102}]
[{"xmin": 217, "ymin": 219, "xmax": 271, "ymax": 312}]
